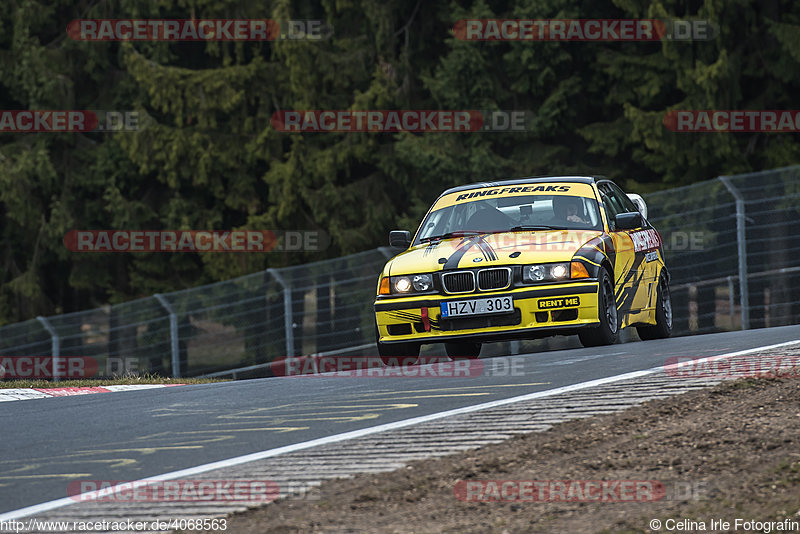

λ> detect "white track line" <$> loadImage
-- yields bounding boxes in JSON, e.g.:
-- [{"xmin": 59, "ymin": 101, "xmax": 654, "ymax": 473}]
[
  {"xmin": 0, "ymin": 384, "xmax": 181, "ymax": 403},
  {"xmin": 2, "ymin": 339, "xmax": 798, "ymax": 522}
]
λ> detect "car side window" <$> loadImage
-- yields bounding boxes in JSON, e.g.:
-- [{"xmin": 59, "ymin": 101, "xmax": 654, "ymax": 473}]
[
  {"xmin": 608, "ymin": 182, "xmax": 640, "ymax": 215},
  {"xmin": 598, "ymin": 184, "xmax": 625, "ymax": 230}
]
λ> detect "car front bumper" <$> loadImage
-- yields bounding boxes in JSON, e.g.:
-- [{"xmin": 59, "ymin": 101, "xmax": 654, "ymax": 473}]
[{"xmin": 374, "ymin": 280, "xmax": 600, "ymax": 344}]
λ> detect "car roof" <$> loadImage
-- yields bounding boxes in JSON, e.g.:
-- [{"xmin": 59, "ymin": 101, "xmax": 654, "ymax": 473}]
[{"xmin": 441, "ymin": 176, "xmax": 603, "ymax": 196}]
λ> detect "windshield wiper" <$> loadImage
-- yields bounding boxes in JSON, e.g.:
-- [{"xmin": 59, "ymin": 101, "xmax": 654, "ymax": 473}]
[
  {"xmin": 420, "ymin": 231, "xmax": 482, "ymax": 243},
  {"xmin": 503, "ymin": 225, "xmax": 568, "ymax": 232}
]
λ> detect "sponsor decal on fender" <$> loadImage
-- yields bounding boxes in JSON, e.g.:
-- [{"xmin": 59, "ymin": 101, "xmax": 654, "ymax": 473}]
[{"xmin": 629, "ymin": 228, "xmax": 661, "ymax": 252}]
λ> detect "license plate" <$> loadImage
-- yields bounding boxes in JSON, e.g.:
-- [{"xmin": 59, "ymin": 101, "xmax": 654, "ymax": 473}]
[{"xmin": 440, "ymin": 296, "xmax": 514, "ymax": 318}]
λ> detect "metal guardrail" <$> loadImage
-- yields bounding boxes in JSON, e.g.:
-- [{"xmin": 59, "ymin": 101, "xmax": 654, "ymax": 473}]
[{"xmin": 1, "ymin": 167, "xmax": 799, "ymax": 378}]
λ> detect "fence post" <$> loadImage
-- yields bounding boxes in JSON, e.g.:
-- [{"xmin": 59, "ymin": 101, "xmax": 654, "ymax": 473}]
[
  {"xmin": 727, "ymin": 276, "xmax": 735, "ymax": 326},
  {"xmin": 36, "ymin": 316, "xmax": 60, "ymax": 382},
  {"xmin": 268, "ymin": 268, "xmax": 294, "ymax": 358},
  {"xmin": 154, "ymin": 294, "xmax": 180, "ymax": 378},
  {"xmin": 718, "ymin": 176, "xmax": 750, "ymax": 330}
]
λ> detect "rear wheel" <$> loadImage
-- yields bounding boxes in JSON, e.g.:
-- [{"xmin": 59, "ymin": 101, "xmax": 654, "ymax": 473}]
[
  {"xmin": 637, "ymin": 275, "xmax": 673, "ymax": 340},
  {"xmin": 445, "ymin": 342, "xmax": 482, "ymax": 360},
  {"xmin": 578, "ymin": 269, "xmax": 619, "ymax": 347}
]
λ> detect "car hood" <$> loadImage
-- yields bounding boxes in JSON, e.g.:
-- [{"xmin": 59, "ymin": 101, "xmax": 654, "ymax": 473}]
[{"xmin": 387, "ymin": 230, "xmax": 605, "ymax": 275}]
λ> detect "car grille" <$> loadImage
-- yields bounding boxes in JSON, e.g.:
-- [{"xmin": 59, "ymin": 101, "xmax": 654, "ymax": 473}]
[
  {"xmin": 442, "ymin": 271, "xmax": 475, "ymax": 293},
  {"xmin": 478, "ymin": 268, "xmax": 511, "ymax": 291}
]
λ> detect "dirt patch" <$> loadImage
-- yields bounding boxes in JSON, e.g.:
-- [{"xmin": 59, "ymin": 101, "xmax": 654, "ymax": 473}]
[{"xmin": 206, "ymin": 378, "xmax": 800, "ymax": 533}]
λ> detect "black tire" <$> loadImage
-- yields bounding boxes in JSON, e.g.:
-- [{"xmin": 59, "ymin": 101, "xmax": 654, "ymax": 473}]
[
  {"xmin": 376, "ymin": 324, "xmax": 420, "ymax": 366},
  {"xmin": 578, "ymin": 268, "xmax": 619, "ymax": 347},
  {"xmin": 377, "ymin": 341, "xmax": 420, "ymax": 366},
  {"xmin": 445, "ymin": 342, "xmax": 482, "ymax": 360},
  {"xmin": 637, "ymin": 274, "xmax": 673, "ymax": 340}
]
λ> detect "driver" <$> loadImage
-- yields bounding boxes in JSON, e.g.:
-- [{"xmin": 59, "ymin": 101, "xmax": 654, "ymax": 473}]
[{"xmin": 551, "ymin": 196, "xmax": 589, "ymax": 225}]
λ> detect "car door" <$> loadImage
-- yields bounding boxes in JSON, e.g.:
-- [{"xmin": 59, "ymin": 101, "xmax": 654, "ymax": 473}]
[
  {"xmin": 597, "ymin": 182, "xmax": 647, "ymax": 324},
  {"xmin": 610, "ymin": 182, "xmax": 664, "ymax": 317}
]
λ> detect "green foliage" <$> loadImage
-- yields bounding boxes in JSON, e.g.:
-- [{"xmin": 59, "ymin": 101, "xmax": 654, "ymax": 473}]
[{"xmin": 0, "ymin": 0, "xmax": 798, "ymax": 323}]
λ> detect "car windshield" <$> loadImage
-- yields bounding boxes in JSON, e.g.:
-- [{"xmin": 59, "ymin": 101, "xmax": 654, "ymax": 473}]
[{"xmin": 415, "ymin": 193, "xmax": 603, "ymax": 244}]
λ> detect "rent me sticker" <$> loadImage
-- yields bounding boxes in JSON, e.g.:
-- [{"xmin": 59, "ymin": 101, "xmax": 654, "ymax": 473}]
[{"xmin": 537, "ymin": 297, "xmax": 580, "ymax": 309}]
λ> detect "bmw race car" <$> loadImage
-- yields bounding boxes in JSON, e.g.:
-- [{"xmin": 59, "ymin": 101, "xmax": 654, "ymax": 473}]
[{"xmin": 374, "ymin": 176, "xmax": 672, "ymax": 361}]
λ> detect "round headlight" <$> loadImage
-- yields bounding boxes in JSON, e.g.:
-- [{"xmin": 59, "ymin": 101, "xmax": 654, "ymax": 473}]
[
  {"xmin": 526, "ymin": 265, "xmax": 546, "ymax": 281},
  {"xmin": 551, "ymin": 264, "xmax": 569, "ymax": 279},
  {"xmin": 394, "ymin": 276, "xmax": 412, "ymax": 293},
  {"xmin": 412, "ymin": 274, "xmax": 432, "ymax": 291}
]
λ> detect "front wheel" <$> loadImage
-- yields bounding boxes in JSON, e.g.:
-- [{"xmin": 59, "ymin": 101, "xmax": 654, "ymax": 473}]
[
  {"xmin": 376, "ymin": 324, "xmax": 420, "ymax": 366},
  {"xmin": 445, "ymin": 342, "xmax": 481, "ymax": 360},
  {"xmin": 637, "ymin": 275, "xmax": 673, "ymax": 340},
  {"xmin": 578, "ymin": 269, "xmax": 619, "ymax": 347}
]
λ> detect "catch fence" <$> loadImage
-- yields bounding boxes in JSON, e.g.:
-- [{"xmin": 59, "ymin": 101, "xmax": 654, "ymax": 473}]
[{"xmin": 1, "ymin": 167, "xmax": 798, "ymax": 378}]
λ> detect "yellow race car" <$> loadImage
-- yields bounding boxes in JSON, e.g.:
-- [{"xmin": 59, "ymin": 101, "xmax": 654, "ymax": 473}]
[{"xmin": 374, "ymin": 176, "xmax": 672, "ymax": 361}]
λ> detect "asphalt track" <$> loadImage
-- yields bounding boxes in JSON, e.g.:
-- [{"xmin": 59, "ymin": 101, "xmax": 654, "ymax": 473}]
[{"xmin": 2, "ymin": 325, "xmax": 800, "ymax": 515}]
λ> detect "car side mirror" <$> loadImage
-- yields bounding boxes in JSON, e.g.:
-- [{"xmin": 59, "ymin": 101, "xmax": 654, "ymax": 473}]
[
  {"xmin": 615, "ymin": 212, "xmax": 642, "ymax": 230},
  {"xmin": 626, "ymin": 193, "xmax": 648, "ymax": 219},
  {"xmin": 389, "ymin": 230, "xmax": 412, "ymax": 249}
]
